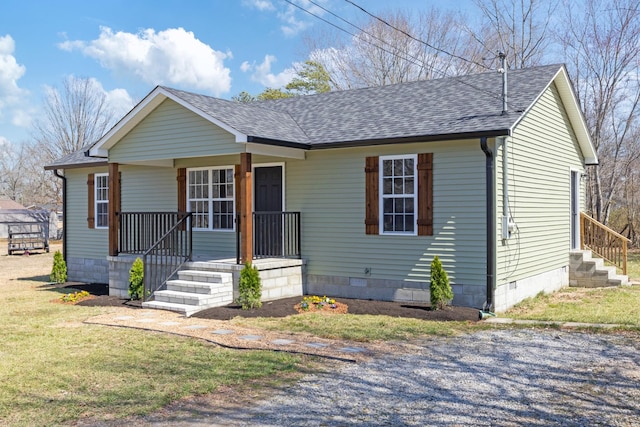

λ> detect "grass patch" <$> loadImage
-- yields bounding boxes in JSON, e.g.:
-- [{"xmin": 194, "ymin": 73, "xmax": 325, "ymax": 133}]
[
  {"xmin": 505, "ymin": 285, "xmax": 640, "ymax": 326},
  {"xmin": 626, "ymin": 250, "xmax": 640, "ymax": 281},
  {"xmin": 232, "ymin": 313, "xmax": 481, "ymax": 342},
  {"xmin": 0, "ymin": 251, "xmax": 307, "ymax": 426}
]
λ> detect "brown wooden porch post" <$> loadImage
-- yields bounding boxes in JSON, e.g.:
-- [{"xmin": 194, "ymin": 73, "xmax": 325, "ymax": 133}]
[
  {"xmin": 240, "ymin": 153, "xmax": 253, "ymax": 263},
  {"xmin": 108, "ymin": 162, "xmax": 120, "ymax": 256}
]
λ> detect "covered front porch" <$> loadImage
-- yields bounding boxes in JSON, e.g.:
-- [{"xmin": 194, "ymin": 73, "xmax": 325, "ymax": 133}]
[{"xmin": 104, "ymin": 153, "xmax": 306, "ymax": 311}]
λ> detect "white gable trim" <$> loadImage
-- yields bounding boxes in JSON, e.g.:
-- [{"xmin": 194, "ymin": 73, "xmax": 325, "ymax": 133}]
[
  {"xmin": 89, "ymin": 86, "xmax": 248, "ymax": 158},
  {"xmin": 511, "ymin": 66, "xmax": 598, "ymax": 165}
]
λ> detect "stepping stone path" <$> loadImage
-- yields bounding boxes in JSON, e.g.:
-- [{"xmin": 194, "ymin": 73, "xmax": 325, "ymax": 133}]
[{"xmin": 90, "ymin": 310, "xmax": 370, "ymax": 359}]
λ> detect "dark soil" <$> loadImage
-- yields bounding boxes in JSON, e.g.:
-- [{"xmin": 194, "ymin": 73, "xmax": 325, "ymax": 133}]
[{"xmin": 67, "ymin": 283, "xmax": 480, "ymax": 322}]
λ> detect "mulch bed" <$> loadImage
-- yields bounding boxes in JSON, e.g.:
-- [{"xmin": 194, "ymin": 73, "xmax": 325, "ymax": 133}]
[{"xmin": 67, "ymin": 283, "xmax": 479, "ymax": 321}]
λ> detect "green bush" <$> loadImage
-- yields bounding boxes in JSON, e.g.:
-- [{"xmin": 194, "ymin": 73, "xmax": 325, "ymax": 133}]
[
  {"xmin": 430, "ymin": 256, "xmax": 453, "ymax": 310},
  {"xmin": 236, "ymin": 263, "xmax": 262, "ymax": 310},
  {"xmin": 128, "ymin": 258, "xmax": 145, "ymax": 300},
  {"xmin": 50, "ymin": 251, "xmax": 67, "ymax": 284}
]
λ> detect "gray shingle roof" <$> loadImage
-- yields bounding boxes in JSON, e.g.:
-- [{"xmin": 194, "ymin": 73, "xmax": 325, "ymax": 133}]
[
  {"xmin": 160, "ymin": 64, "xmax": 561, "ymax": 147},
  {"xmin": 50, "ymin": 64, "xmax": 565, "ymax": 167},
  {"xmin": 45, "ymin": 146, "xmax": 107, "ymax": 170}
]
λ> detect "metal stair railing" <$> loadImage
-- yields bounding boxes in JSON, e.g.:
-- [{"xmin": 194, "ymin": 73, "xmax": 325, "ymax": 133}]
[
  {"xmin": 117, "ymin": 212, "xmax": 192, "ymax": 301},
  {"xmin": 581, "ymin": 212, "xmax": 630, "ymax": 275}
]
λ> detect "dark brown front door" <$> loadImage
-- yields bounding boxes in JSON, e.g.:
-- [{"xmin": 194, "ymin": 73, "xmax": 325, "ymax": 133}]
[{"xmin": 254, "ymin": 166, "xmax": 283, "ymax": 257}]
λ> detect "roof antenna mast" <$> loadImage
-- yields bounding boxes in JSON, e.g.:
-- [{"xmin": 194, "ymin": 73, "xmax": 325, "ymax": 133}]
[{"xmin": 498, "ymin": 52, "xmax": 507, "ymax": 115}]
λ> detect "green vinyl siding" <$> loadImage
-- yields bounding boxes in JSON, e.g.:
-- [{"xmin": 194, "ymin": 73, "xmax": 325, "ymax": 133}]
[
  {"xmin": 496, "ymin": 82, "xmax": 584, "ymax": 284},
  {"xmin": 110, "ymin": 99, "xmax": 240, "ymax": 163},
  {"xmin": 285, "ymin": 140, "xmax": 486, "ymax": 287},
  {"xmin": 65, "ymin": 167, "xmax": 109, "ymax": 259},
  {"xmin": 120, "ymin": 163, "xmax": 236, "ymax": 258}
]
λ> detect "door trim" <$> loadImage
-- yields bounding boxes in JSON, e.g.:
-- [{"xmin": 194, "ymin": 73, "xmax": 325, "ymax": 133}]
[
  {"xmin": 252, "ymin": 162, "xmax": 285, "ymax": 212},
  {"xmin": 570, "ymin": 169, "xmax": 581, "ymax": 250}
]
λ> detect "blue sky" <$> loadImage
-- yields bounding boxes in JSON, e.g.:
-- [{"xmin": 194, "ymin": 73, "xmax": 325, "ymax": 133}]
[{"xmin": 0, "ymin": 0, "xmax": 475, "ymax": 148}]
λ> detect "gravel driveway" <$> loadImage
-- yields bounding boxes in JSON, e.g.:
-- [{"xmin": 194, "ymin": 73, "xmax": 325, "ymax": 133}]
[{"xmin": 132, "ymin": 328, "xmax": 640, "ymax": 426}]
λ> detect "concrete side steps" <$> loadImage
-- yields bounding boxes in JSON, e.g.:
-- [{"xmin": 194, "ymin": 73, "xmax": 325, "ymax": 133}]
[
  {"xmin": 569, "ymin": 250, "xmax": 629, "ymax": 288},
  {"xmin": 143, "ymin": 269, "xmax": 233, "ymax": 317}
]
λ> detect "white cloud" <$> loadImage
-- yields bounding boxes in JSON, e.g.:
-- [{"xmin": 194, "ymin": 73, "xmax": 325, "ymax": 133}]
[
  {"xmin": 0, "ymin": 34, "xmax": 29, "ymax": 128},
  {"xmin": 241, "ymin": 55, "xmax": 297, "ymax": 88},
  {"xmin": 242, "ymin": 0, "xmax": 275, "ymax": 11},
  {"xmin": 59, "ymin": 27, "xmax": 232, "ymax": 96}
]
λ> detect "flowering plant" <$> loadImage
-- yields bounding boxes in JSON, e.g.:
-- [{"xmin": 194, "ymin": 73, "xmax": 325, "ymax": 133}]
[
  {"xmin": 299, "ymin": 295, "xmax": 337, "ymax": 310},
  {"xmin": 59, "ymin": 290, "xmax": 90, "ymax": 303}
]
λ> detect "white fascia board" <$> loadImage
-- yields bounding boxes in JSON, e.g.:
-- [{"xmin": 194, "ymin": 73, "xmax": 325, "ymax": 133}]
[
  {"xmin": 245, "ymin": 142, "xmax": 306, "ymax": 160},
  {"xmin": 553, "ymin": 67, "xmax": 598, "ymax": 165},
  {"xmin": 89, "ymin": 87, "xmax": 248, "ymax": 158},
  {"xmin": 510, "ymin": 66, "xmax": 598, "ymax": 165}
]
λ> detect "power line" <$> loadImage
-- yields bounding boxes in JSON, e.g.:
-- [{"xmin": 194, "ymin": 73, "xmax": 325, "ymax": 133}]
[
  {"xmin": 283, "ymin": 0, "xmax": 522, "ymax": 109},
  {"xmin": 343, "ymin": 0, "xmax": 489, "ymax": 70}
]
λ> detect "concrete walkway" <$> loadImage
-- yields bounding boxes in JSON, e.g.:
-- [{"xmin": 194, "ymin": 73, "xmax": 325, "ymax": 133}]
[{"xmin": 85, "ymin": 308, "xmax": 372, "ymax": 362}]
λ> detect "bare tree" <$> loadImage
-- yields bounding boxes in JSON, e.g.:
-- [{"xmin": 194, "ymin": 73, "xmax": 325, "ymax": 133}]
[
  {"xmin": 467, "ymin": 0, "xmax": 558, "ymax": 69},
  {"xmin": 31, "ymin": 76, "xmax": 117, "ymax": 164},
  {"xmin": 305, "ymin": 8, "xmax": 484, "ymax": 90},
  {"xmin": 559, "ymin": 0, "xmax": 640, "ymax": 225},
  {"xmin": 16, "ymin": 76, "xmax": 119, "ymax": 209}
]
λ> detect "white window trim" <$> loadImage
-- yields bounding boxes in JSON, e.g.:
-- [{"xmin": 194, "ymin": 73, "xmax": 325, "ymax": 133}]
[
  {"xmin": 379, "ymin": 154, "xmax": 418, "ymax": 236},
  {"xmin": 95, "ymin": 173, "xmax": 109, "ymax": 230},
  {"xmin": 187, "ymin": 166, "xmax": 236, "ymax": 232}
]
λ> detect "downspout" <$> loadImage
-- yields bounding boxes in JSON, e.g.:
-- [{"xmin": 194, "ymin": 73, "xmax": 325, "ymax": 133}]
[
  {"xmin": 52, "ymin": 169, "xmax": 67, "ymax": 262},
  {"xmin": 480, "ymin": 137, "xmax": 496, "ymax": 318}
]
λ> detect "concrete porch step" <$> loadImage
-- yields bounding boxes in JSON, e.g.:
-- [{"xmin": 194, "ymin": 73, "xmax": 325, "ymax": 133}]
[
  {"xmin": 177, "ymin": 270, "xmax": 232, "ymax": 284},
  {"xmin": 569, "ymin": 250, "xmax": 629, "ymax": 288},
  {"xmin": 153, "ymin": 289, "xmax": 232, "ymax": 306},
  {"xmin": 142, "ymin": 300, "xmax": 213, "ymax": 317},
  {"xmin": 166, "ymin": 279, "xmax": 231, "ymax": 295}
]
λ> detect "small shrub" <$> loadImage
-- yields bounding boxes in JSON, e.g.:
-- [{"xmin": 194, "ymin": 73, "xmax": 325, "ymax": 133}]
[
  {"xmin": 430, "ymin": 255, "xmax": 453, "ymax": 310},
  {"xmin": 236, "ymin": 263, "xmax": 262, "ymax": 310},
  {"xmin": 128, "ymin": 258, "xmax": 145, "ymax": 300},
  {"xmin": 50, "ymin": 251, "xmax": 67, "ymax": 284}
]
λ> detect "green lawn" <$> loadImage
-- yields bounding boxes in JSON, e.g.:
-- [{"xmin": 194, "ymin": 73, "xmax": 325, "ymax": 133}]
[
  {"xmin": 505, "ymin": 285, "xmax": 640, "ymax": 326},
  {"xmin": 0, "ymin": 251, "xmax": 308, "ymax": 426}
]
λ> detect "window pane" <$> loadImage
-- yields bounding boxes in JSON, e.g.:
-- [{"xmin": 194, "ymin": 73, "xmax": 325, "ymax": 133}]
[
  {"xmin": 383, "ymin": 159, "xmax": 392, "ymax": 177},
  {"xmin": 226, "ymin": 169, "xmax": 234, "ymax": 182},
  {"xmin": 212, "ymin": 170, "xmax": 219, "ymax": 183},
  {"xmin": 404, "ymin": 158, "xmax": 414, "ymax": 176},
  {"xmin": 393, "ymin": 159, "xmax": 403, "ymax": 175},
  {"xmin": 383, "ymin": 215, "xmax": 393, "ymax": 232},
  {"xmin": 383, "ymin": 198, "xmax": 393, "ymax": 214},
  {"xmin": 394, "ymin": 178, "xmax": 403, "ymax": 194},
  {"xmin": 383, "ymin": 178, "xmax": 392, "ymax": 195},
  {"xmin": 405, "ymin": 197, "xmax": 414, "ymax": 213},
  {"xmin": 405, "ymin": 215, "xmax": 414, "ymax": 232},
  {"xmin": 405, "ymin": 177, "xmax": 414, "ymax": 194}
]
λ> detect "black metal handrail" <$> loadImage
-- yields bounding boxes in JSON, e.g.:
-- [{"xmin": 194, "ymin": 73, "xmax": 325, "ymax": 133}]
[
  {"xmin": 236, "ymin": 211, "xmax": 301, "ymax": 263},
  {"xmin": 117, "ymin": 212, "xmax": 192, "ymax": 301},
  {"xmin": 119, "ymin": 212, "xmax": 191, "ymax": 254},
  {"xmin": 142, "ymin": 213, "xmax": 192, "ymax": 302}
]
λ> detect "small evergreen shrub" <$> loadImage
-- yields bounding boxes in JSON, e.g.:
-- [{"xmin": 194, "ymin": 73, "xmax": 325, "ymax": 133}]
[
  {"xmin": 236, "ymin": 263, "xmax": 262, "ymax": 310},
  {"xmin": 128, "ymin": 258, "xmax": 145, "ymax": 300},
  {"xmin": 50, "ymin": 250, "xmax": 67, "ymax": 284},
  {"xmin": 430, "ymin": 256, "xmax": 453, "ymax": 310}
]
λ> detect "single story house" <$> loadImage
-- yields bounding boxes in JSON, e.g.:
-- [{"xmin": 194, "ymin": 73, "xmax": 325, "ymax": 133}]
[{"xmin": 46, "ymin": 63, "xmax": 603, "ymax": 313}]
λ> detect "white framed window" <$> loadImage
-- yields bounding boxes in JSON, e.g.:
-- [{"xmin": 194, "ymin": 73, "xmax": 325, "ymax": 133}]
[
  {"xmin": 380, "ymin": 155, "xmax": 417, "ymax": 235},
  {"xmin": 95, "ymin": 173, "xmax": 109, "ymax": 229},
  {"xmin": 187, "ymin": 167, "xmax": 235, "ymax": 231}
]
